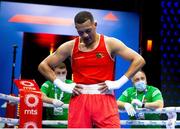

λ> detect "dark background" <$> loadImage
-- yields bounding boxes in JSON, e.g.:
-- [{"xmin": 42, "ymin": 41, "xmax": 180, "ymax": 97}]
[{"xmin": 21, "ymin": 33, "xmax": 74, "ymax": 85}]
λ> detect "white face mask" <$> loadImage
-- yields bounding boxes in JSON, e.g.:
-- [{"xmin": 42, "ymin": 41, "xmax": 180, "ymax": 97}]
[
  {"xmin": 57, "ymin": 75, "xmax": 66, "ymax": 82},
  {"xmin": 134, "ymin": 80, "xmax": 147, "ymax": 92}
]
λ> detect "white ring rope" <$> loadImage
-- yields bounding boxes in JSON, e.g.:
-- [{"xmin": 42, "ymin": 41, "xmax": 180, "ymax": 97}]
[
  {"xmin": 0, "ymin": 93, "xmax": 68, "ymax": 108},
  {"xmin": 0, "ymin": 93, "xmax": 179, "ymax": 127},
  {"xmin": 121, "ymin": 120, "xmax": 180, "ymax": 126},
  {"xmin": 0, "ymin": 93, "xmax": 19, "ymax": 102},
  {"xmin": 119, "ymin": 107, "xmax": 180, "ymax": 114},
  {"xmin": 2, "ymin": 93, "xmax": 179, "ymax": 115},
  {"xmin": 1, "ymin": 93, "xmax": 180, "ymax": 114},
  {"xmin": 0, "ymin": 117, "xmax": 180, "ymax": 126}
]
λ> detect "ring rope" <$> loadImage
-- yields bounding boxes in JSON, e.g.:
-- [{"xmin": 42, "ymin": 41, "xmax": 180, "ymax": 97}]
[
  {"xmin": 0, "ymin": 93, "xmax": 68, "ymax": 108},
  {"xmin": 119, "ymin": 107, "xmax": 180, "ymax": 114},
  {"xmin": 1, "ymin": 93, "xmax": 180, "ymax": 114},
  {"xmin": 0, "ymin": 117, "xmax": 180, "ymax": 126},
  {"xmin": 0, "ymin": 93, "xmax": 179, "ymax": 127}
]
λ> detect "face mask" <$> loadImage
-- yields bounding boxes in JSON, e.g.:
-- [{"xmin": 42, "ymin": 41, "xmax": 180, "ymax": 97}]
[
  {"xmin": 57, "ymin": 75, "xmax": 66, "ymax": 82},
  {"xmin": 134, "ymin": 80, "xmax": 147, "ymax": 92}
]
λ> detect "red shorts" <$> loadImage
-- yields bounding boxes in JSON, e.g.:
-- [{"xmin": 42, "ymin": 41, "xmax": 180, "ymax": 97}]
[{"xmin": 68, "ymin": 94, "xmax": 120, "ymax": 128}]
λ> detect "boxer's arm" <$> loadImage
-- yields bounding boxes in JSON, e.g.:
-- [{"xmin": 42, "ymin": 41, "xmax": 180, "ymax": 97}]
[
  {"xmin": 38, "ymin": 41, "xmax": 74, "ymax": 82},
  {"xmin": 108, "ymin": 37, "xmax": 145, "ymax": 78},
  {"xmin": 104, "ymin": 37, "xmax": 145, "ymax": 90}
]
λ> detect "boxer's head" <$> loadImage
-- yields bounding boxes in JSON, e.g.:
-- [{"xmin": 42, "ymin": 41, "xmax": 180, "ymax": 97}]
[{"xmin": 74, "ymin": 11, "xmax": 97, "ymax": 46}]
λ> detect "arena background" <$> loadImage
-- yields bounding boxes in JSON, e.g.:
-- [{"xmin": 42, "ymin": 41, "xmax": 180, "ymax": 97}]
[{"xmin": 0, "ymin": 0, "xmax": 179, "ymax": 127}]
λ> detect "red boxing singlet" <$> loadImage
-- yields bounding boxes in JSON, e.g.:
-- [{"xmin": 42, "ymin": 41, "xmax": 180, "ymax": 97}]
[{"xmin": 72, "ymin": 35, "xmax": 115, "ymax": 84}]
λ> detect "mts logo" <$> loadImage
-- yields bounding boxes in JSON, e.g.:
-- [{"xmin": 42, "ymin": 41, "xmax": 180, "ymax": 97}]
[
  {"xmin": 23, "ymin": 87, "xmax": 36, "ymax": 90},
  {"xmin": 24, "ymin": 109, "xmax": 37, "ymax": 115}
]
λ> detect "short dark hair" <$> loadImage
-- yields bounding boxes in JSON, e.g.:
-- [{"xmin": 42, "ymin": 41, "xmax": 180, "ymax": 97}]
[
  {"xmin": 74, "ymin": 11, "xmax": 94, "ymax": 24},
  {"xmin": 54, "ymin": 63, "xmax": 66, "ymax": 70},
  {"xmin": 138, "ymin": 70, "xmax": 145, "ymax": 75}
]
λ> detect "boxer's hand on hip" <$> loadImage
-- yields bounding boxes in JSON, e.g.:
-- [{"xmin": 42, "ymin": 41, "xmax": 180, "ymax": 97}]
[
  {"xmin": 72, "ymin": 84, "xmax": 83, "ymax": 96},
  {"xmin": 53, "ymin": 78, "xmax": 76, "ymax": 94},
  {"xmin": 105, "ymin": 75, "xmax": 129, "ymax": 90}
]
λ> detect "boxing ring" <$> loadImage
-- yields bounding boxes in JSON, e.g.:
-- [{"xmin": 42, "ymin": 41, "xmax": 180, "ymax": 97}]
[{"xmin": 0, "ymin": 93, "xmax": 179, "ymax": 128}]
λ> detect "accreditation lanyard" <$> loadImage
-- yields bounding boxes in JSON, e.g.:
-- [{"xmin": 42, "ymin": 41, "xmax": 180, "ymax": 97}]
[
  {"xmin": 54, "ymin": 86, "xmax": 64, "ymax": 101},
  {"xmin": 135, "ymin": 89, "xmax": 147, "ymax": 108}
]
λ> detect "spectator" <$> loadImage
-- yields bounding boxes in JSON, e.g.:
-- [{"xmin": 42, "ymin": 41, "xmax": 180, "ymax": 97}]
[
  {"xmin": 41, "ymin": 63, "xmax": 72, "ymax": 128},
  {"xmin": 117, "ymin": 70, "xmax": 164, "ymax": 128}
]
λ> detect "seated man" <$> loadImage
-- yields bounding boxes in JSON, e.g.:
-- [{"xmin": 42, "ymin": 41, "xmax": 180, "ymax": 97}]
[
  {"xmin": 117, "ymin": 70, "xmax": 164, "ymax": 128},
  {"xmin": 41, "ymin": 63, "xmax": 72, "ymax": 128}
]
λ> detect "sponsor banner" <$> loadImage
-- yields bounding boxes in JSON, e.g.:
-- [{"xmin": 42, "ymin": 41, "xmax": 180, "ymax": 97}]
[
  {"xmin": 19, "ymin": 90, "xmax": 42, "ymax": 128},
  {"xmin": 14, "ymin": 79, "xmax": 40, "ymax": 91},
  {"xmin": 14, "ymin": 79, "xmax": 42, "ymax": 128}
]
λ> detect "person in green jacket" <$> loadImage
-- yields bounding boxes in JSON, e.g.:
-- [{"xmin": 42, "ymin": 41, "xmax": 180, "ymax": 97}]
[
  {"xmin": 41, "ymin": 63, "xmax": 72, "ymax": 128},
  {"xmin": 117, "ymin": 70, "xmax": 164, "ymax": 128}
]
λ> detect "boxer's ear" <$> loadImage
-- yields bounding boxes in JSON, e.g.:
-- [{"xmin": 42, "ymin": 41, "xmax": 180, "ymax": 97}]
[{"xmin": 94, "ymin": 20, "xmax": 97, "ymax": 27}]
